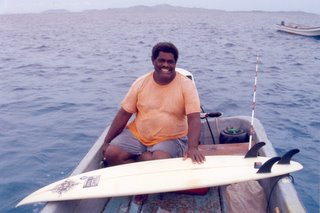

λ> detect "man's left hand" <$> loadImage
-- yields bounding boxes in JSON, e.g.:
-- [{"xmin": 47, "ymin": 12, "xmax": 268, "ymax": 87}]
[{"xmin": 183, "ymin": 147, "xmax": 205, "ymax": 163}]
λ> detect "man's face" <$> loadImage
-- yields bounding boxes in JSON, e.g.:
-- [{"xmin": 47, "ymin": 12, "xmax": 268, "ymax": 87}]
[{"xmin": 152, "ymin": 51, "xmax": 176, "ymax": 84}]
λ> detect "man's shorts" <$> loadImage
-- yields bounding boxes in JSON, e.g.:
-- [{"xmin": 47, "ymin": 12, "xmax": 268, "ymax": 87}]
[{"xmin": 110, "ymin": 128, "xmax": 188, "ymax": 158}]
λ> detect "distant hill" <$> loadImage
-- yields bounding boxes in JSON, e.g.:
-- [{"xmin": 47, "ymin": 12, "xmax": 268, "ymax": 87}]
[
  {"xmin": 128, "ymin": 4, "xmax": 185, "ymax": 10},
  {"xmin": 43, "ymin": 5, "xmax": 311, "ymax": 16},
  {"xmin": 42, "ymin": 9, "xmax": 70, "ymax": 14},
  {"xmin": 84, "ymin": 4, "xmax": 224, "ymax": 13},
  {"xmin": 128, "ymin": 4, "xmax": 219, "ymax": 12}
]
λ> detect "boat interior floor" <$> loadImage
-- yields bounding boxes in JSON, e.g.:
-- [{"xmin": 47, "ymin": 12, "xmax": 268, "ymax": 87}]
[
  {"xmin": 102, "ymin": 143, "xmax": 249, "ymax": 213},
  {"xmin": 104, "ymin": 187, "xmax": 222, "ymax": 213}
]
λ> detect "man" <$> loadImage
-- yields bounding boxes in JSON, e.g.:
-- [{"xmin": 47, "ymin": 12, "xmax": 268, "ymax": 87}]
[{"xmin": 102, "ymin": 42, "xmax": 205, "ymax": 166}]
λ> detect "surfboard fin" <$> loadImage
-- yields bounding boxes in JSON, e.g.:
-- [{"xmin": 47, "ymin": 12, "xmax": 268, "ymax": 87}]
[
  {"xmin": 245, "ymin": 142, "xmax": 266, "ymax": 158},
  {"xmin": 257, "ymin": 157, "xmax": 281, "ymax": 173},
  {"xmin": 278, "ymin": 149, "xmax": 300, "ymax": 164}
]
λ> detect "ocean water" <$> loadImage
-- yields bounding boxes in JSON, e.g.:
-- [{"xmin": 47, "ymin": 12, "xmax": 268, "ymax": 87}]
[{"xmin": 0, "ymin": 6, "xmax": 319, "ymax": 212}]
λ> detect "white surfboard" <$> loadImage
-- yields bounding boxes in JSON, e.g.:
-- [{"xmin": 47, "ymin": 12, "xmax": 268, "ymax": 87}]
[{"xmin": 17, "ymin": 155, "xmax": 303, "ymax": 207}]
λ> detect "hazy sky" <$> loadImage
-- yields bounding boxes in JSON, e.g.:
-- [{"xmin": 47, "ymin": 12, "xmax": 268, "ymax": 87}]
[{"xmin": 1, "ymin": 0, "xmax": 320, "ymax": 15}]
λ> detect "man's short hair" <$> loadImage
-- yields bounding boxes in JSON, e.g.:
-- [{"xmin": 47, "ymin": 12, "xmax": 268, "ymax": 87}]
[{"xmin": 152, "ymin": 42, "xmax": 179, "ymax": 62}]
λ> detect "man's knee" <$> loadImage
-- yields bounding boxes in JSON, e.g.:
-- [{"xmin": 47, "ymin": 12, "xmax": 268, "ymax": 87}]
[
  {"xmin": 138, "ymin": 152, "xmax": 153, "ymax": 161},
  {"xmin": 151, "ymin": 150, "xmax": 172, "ymax": 160},
  {"xmin": 104, "ymin": 145, "xmax": 131, "ymax": 166},
  {"xmin": 138, "ymin": 151, "xmax": 171, "ymax": 161}
]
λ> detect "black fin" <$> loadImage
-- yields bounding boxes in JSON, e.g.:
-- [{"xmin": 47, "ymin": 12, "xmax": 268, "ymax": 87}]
[
  {"xmin": 278, "ymin": 149, "xmax": 300, "ymax": 164},
  {"xmin": 245, "ymin": 142, "xmax": 266, "ymax": 158},
  {"xmin": 257, "ymin": 157, "xmax": 281, "ymax": 173}
]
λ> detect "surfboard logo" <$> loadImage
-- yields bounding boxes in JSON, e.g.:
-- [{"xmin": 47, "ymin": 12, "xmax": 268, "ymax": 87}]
[
  {"xmin": 83, "ymin": 175, "xmax": 100, "ymax": 188},
  {"xmin": 51, "ymin": 180, "xmax": 79, "ymax": 195}
]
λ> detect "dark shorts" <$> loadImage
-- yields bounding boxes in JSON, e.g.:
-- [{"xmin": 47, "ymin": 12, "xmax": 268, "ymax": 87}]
[{"xmin": 110, "ymin": 128, "xmax": 188, "ymax": 158}]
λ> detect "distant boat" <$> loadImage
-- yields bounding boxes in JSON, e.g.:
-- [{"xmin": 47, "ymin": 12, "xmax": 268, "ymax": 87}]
[{"xmin": 276, "ymin": 21, "xmax": 320, "ymax": 37}]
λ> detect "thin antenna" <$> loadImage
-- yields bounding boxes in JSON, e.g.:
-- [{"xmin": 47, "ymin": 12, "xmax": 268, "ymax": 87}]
[{"xmin": 248, "ymin": 56, "xmax": 260, "ymax": 150}]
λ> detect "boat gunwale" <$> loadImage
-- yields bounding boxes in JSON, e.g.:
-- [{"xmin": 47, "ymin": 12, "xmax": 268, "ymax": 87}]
[{"xmin": 276, "ymin": 24, "xmax": 320, "ymax": 30}]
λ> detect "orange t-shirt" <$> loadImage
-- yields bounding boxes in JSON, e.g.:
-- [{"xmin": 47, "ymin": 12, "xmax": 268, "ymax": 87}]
[{"xmin": 121, "ymin": 71, "xmax": 200, "ymax": 146}]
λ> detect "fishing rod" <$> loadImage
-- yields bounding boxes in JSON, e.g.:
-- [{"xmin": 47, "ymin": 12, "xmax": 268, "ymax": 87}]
[{"xmin": 248, "ymin": 56, "xmax": 260, "ymax": 150}]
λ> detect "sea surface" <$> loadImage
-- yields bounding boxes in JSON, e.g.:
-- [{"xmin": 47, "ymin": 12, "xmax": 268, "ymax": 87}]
[{"xmin": 0, "ymin": 6, "xmax": 319, "ymax": 212}]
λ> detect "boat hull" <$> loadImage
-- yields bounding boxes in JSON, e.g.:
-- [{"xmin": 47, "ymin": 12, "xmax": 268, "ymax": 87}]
[{"xmin": 276, "ymin": 24, "xmax": 320, "ymax": 37}]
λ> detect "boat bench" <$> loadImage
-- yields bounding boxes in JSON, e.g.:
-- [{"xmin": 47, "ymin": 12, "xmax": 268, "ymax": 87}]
[{"xmin": 199, "ymin": 142, "xmax": 249, "ymax": 156}]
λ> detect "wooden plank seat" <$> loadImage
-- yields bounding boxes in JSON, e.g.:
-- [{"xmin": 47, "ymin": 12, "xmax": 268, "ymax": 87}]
[{"xmin": 199, "ymin": 143, "xmax": 249, "ymax": 156}]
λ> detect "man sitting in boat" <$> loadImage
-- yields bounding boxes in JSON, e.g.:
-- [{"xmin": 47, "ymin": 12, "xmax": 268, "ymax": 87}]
[{"xmin": 102, "ymin": 42, "xmax": 205, "ymax": 166}]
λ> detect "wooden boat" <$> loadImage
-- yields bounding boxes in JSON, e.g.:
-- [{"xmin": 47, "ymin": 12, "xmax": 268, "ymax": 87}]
[
  {"xmin": 276, "ymin": 21, "xmax": 320, "ymax": 37},
  {"xmin": 38, "ymin": 69, "xmax": 305, "ymax": 213}
]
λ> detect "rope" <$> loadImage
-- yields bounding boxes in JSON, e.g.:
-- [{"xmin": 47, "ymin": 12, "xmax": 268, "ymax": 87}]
[{"xmin": 266, "ymin": 175, "xmax": 294, "ymax": 213}]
